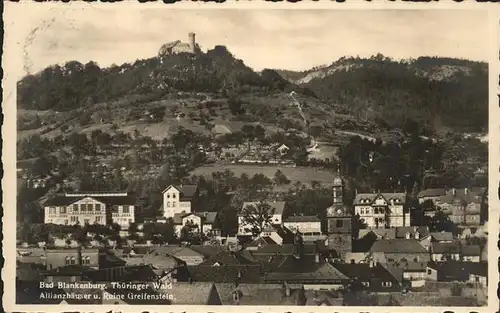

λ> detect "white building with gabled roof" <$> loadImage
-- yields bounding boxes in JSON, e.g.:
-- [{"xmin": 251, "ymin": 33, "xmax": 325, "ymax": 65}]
[{"xmin": 161, "ymin": 185, "xmax": 198, "ymax": 219}]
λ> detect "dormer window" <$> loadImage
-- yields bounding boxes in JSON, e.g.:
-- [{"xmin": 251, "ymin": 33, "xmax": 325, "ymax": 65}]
[
  {"xmin": 405, "ymin": 232, "xmax": 411, "ymax": 239},
  {"xmin": 232, "ymin": 291, "xmax": 240, "ymax": 302},
  {"xmin": 382, "ymin": 282, "xmax": 392, "ymax": 287}
]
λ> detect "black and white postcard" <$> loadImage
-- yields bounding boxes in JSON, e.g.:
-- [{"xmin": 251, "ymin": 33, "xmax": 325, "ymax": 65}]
[{"xmin": 3, "ymin": 2, "xmax": 498, "ymax": 312}]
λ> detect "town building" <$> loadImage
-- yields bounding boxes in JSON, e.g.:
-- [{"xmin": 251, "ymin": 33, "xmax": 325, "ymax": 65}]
[
  {"xmin": 369, "ymin": 239, "xmax": 430, "ymax": 264},
  {"xmin": 438, "ymin": 188, "xmax": 483, "ymax": 226},
  {"xmin": 173, "ymin": 211, "xmax": 219, "ymax": 237},
  {"xmin": 158, "ymin": 32, "xmax": 200, "ymax": 57},
  {"xmin": 237, "ymin": 201, "xmax": 286, "ymax": 236},
  {"xmin": 430, "ymin": 242, "xmax": 460, "ymax": 261},
  {"xmin": 43, "ymin": 192, "xmax": 135, "ymax": 228},
  {"xmin": 325, "ymin": 175, "xmax": 352, "ymax": 260},
  {"xmin": 161, "ymin": 185, "xmax": 198, "ymax": 219},
  {"xmin": 44, "ymin": 247, "xmax": 101, "ymax": 270},
  {"xmin": 417, "ymin": 188, "xmax": 447, "ymax": 205},
  {"xmin": 333, "ymin": 262, "xmax": 403, "ymax": 293},
  {"xmin": 283, "ymin": 215, "xmax": 321, "ymax": 236},
  {"xmin": 354, "ymin": 192, "xmax": 409, "ymax": 228}
]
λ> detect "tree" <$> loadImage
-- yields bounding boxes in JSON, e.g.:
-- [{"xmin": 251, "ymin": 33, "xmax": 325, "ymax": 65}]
[
  {"xmin": 273, "ymin": 169, "xmax": 291, "ymax": 186},
  {"xmin": 239, "ymin": 201, "xmax": 275, "ymax": 236}
]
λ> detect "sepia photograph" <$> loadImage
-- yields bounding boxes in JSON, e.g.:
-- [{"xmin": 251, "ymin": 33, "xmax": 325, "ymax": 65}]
[{"xmin": 10, "ymin": 6, "xmax": 490, "ymax": 308}]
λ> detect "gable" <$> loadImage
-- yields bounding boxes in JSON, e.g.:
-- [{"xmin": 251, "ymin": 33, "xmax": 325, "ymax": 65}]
[
  {"xmin": 373, "ymin": 196, "xmax": 387, "ymax": 206},
  {"xmin": 162, "ymin": 185, "xmax": 180, "ymax": 194}
]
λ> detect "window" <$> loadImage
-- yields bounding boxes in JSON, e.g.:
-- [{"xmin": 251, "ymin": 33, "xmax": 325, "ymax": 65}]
[
  {"xmin": 84, "ymin": 219, "xmax": 90, "ymax": 225},
  {"xmin": 475, "ymin": 276, "xmax": 479, "ymax": 282},
  {"xmin": 167, "ymin": 202, "xmax": 171, "ymax": 207},
  {"xmin": 65, "ymin": 256, "xmax": 71, "ymax": 265},
  {"xmin": 87, "ymin": 204, "xmax": 93, "ymax": 212},
  {"xmin": 80, "ymin": 204, "xmax": 86, "ymax": 212},
  {"xmin": 82, "ymin": 256, "xmax": 91, "ymax": 265},
  {"xmin": 123, "ymin": 206, "xmax": 130, "ymax": 214},
  {"xmin": 405, "ymin": 232, "xmax": 411, "ymax": 239},
  {"xmin": 414, "ymin": 257, "xmax": 419, "ymax": 262},
  {"xmin": 60, "ymin": 207, "xmax": 66, "ymax": 214},
  {"xmin": 172, "ymin": 202, "xmax": 177, "ymax": 207},
  {"xmin": 427, "ymin": 269, "xmax": 432, "ymax": 274},
  {"xmin": 64, "ymin": 219, "xmax": 69, "ymax": 225},
  {"xmin": 232, "ymin": 291, "xmax": 240, "ymax": 302},
  {"xmin": 95, "ymin": 204, "xmax": 101, "ymax": 211},
  {"xmin": 96, "ymin": 216, "xmax": 102, "ymax": 223},
  {"xmin": 336, "ymin": 220, "xmax": 343, "ymax": 228},
  {"xmin": 70, "ymin": 256, "xmax": 76, "ymax": 265},
  {"xmin": 167, "ymin": 194, "xmax": 170, "ymax": 198},
  {"xmin": 382, "ymin": 282, "xmax": 392, "ymax": 287},
  {"xmin": 173, "ymin": 193, "xmax": 176, "ymax": 199},
  {"xmin": 361, "ymin": 282, "xmax": 370, "ymax": 287},
  {"xmin": 73, "ymin": 204, "xmax": 78, "ymax": 212},
  {"xmin": 71, "ymin": 216, "xmax": 79, "ymax": 223}
]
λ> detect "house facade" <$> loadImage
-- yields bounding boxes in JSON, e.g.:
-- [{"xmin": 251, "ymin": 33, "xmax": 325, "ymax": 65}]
[
  {"xmin": 162, "ymin": 185, "xmax": 198, "ymax": 219},
  {"xmin": 45, "ymin": 248, "xmax": 101, "ymax": 270},
  {"xmin": 283, "ymin": 216, "xmax": 321, "ymax": 235},
  {"xmin": 44, "ymin": 192, "xmax": 135, "ymax": 227},
  {"xmin": 438, "ymin": 188, "xmax": 482, "ymax": 226},
  {"xmin": 353, "ymin": 193, "xmax": 409, "ymax": 228},
  {"xmin": 237, "ymin": 201, "xmax": 286, "ymax": 236},
  {"xmin": 173, "ymin": 212, "xmax": 218, "ymax": 237}
]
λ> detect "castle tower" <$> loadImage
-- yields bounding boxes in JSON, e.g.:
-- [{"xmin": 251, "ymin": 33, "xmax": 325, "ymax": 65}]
[{"xmin": 188, "ymin": 32, "xmax": 196, "ymax": 53}]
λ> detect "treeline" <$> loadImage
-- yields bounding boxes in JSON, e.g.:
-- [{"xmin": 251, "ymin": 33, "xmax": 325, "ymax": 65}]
[
  {"xmin": 304, "ymin": 54, "xmax": 488, "ymax": 132},
  {"xmin": 17, "ymin": 46, "xmax": 312, "ymax": 112}
]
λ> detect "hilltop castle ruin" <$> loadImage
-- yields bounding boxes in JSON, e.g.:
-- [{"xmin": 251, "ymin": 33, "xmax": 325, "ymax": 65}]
[{"xmin": 158, "ymin": 32, "xmax": 200, "ymax": 57}]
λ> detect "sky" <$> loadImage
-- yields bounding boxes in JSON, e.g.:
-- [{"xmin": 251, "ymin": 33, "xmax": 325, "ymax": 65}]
[{"xmin": 11, "ymin": 7, "xmax": 489, "ymax": 77}]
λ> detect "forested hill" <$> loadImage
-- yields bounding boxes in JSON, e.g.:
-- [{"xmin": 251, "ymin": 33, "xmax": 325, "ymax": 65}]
[
  {"xmin": 277, "ymin": 55, "xmax": 488, "ymax": 133},
  {"xmin": 17, "ymin": 45, "xmax": 309, "ymax": 112},
  {"xmin": 18, "ymin": 49, "xmax": 488, "ymax": 134}
]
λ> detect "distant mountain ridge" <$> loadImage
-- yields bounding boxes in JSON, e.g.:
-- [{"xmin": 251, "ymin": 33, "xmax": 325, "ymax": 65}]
[{"xmin": 17, "ymin": 45, "xmax": 488, "ymax": 135}]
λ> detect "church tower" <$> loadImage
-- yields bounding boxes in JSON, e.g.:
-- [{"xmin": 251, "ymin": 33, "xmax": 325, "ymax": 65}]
[{"xmin": 325, "ymin": 166, "xmax": 352, "ymax": 260}]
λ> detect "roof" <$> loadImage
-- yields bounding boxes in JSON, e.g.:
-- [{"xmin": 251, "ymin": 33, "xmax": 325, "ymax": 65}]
[
  {"xmin": 250, "ymin": 243, "xmax": 325, "ymax": 256},
  {"xmin": 239, "ymin": 201, "xmax": 286, "ymax": 216},
  {"xmin": 265, "ymin": 259, "xmax": 349, "ymax": 283},
  {"xmin": 195, "ymin": 211, "xmax": 218, "ymax": 224},
  {"xmin": 395, "ymin": 226, "xmax": 430, "ymax": 239},
  {"xmin": 165, "ymin": 282, "xmax": 219, "ymax": 305},
  {"xmin": 245, "ymin": 236, "xmax": 278, "ymax": 248},
  {"xmin": 430, "ymin": 231, "xmax": 454, "ymax": 242},
  {"xmin": 304, "ymin": 290, "xmax": 343, "ymax": 306},
  {"xmin": 431, "ymin": 242, "xmax": 460, "ymax": 254},
  {"xmin": 42, "ymin": 265, "xmax": 95, "ymax": 277},
  {"xmin": 150, "ymin": 246, "xmax": 204, "ymax": 259},
  {"xmin": 370, "ymin": 239, "xmax": 428, "ymax": 254},
  {"xmin": 284, "ymin": 215, "xmax": 321, "ymax": 223},
  {"xmin": 44, "ymin": 195, "xmax": 135, "ymax": 207},
  {"xmin": 215, "ymin": 283, "xmax": 305, "ymax": 305},
  {"xmin": 427, "ymin": 261, "xmax": 488, "ymax": 279},
  {"xmin": 162, "ymin": 184, "xmax": 198, "ymax": 200},
  {"xmin": 388, "ymin": 261, "xmax": 428, "ymax": 272},
  {"xmin": 186, "ymin": 265, "xmax": 263, "ymax": 283},
  {"xmin": 353, "ymin": 193, "xmax": 407, "ymax": 206},
  {"xmin": 418, "ymin": 188, "xmax": 447, "ymax": 198},
  {"xmin": 332, "ymin": 263, "xmax": 402, "ymax": 282},
  {"xmin": 199, "ymin": 251, "xmax": 255, "ymax": 267},
  {"xmin": 461, "ymin": 244, "xmax": 481, "ymax": 256},
  {"xmin": 188, "ymin": 245, "xmax": 228, "ymax": 259},
  {"xmin": 358, "ymin": 228, "xmax": 396, "ymax": 240},
  {"xmin": 122, "ymin": 253, "xmax": 181, "ymax": 270},
  {"xmin": 439, "ymin": 189, "xmax": 482, "ymax": 205}
]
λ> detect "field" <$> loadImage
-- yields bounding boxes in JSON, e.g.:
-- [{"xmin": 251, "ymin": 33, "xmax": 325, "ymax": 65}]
[{"xmin": 191, "ymin": 163, "xmax": 337, "ymax": 189}]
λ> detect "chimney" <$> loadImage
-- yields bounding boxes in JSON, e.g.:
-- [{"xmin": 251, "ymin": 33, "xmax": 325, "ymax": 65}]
[
  {"xmin": 315, "ymin": 253, "xmax": 320, "ymax": 263},
  {"xmin": 355, "ymin": 189, "xmax": 358, "ymax": 195},
  {"xmin": 465, "ymin": 188, "xmax": 468, "ymax": 195},
  {"xmin": 452, "ymin": 188, "xmax": 456, "ymax": 196},
  {"xmin": 369, "ymin": 260, "xmax": 376, "ymax": 268}
]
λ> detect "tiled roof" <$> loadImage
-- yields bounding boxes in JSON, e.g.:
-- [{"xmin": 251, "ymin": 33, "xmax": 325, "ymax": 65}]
[
  {"xmin": 304, "ymin": 290, "xmax": 343, "ymax": 306},
  {"xmin": 215, "ymin": 283, "xmax": 305, "ymax": 305},
  {"xmin": 388, "ymin": 261, "xmax": 428, "ymax": 272},
  {"xmin": 430, "ymin": 231, "xmax": 454, "ymax": 242},
  {"xmin": 189, "ymin": 245, "xmax": 228, "ymax": 259},
  {"xmin": 195, "ymin": 211, "xmax": 218, "ymax": 224},
  {"xmin": 461, "ymin": 244, "xmax": 481, "ymax": 256},
  {"xmin": 358, "ymin": 228, "xmax": 396, "ymax": 240},
  {"xmin": 353, "ymin": 193, "xmax": 407, "ymax": 206},
  {"xmin": 427, "ymin": 261, "xmax": 487, "ymax": 279},
  {"xmin": 251, "ymin": 243, "xmax": 323, "ymax": 256},
  {"xmin": 186, "ymin": 265, "xmax": 263, "ymax": 283},
  {"xmin": 199, "ymin": 251, "xmax": 255, "ymax": 267},
  {"xmin": 370, "ymin": 239, "xmax": 428, "ymax": 254},
  {"xmin": 151, "ymin": 246, "xmax": 204, "ymax": 259},
  {"xmin": 265, "ymin": 258, "xmax": 349, "ymax": 283},
  {"xmin": 431, "ymin": 242, "xmax": 460, "ymax": 254},
  {"xmin": 246, "ymin": 236, "xmax": 278, "ymax": 248},
  {"xmin": 284, "ymin": 215, "xmax": 321, "ymax": 223},
  {"xmin": 333, "ymin": 263, "xmax": 390, "ymax": 280},
  {"xmin": 44, "ymin": 195, "xmax": 135, "ymax": 207},
  {"xmin": 395, "ymin": 226, "xmax": 430, "ymax": 239},
  {"xmin": 417, "ymin": 188, "xmax": 447, "ymax": 198},
  {"xmin": 239, "ymin": 201, "xmax": 286, "ymax": 216},
  {"xmin": 162, "ymin": 185, "xmax": 198, "ymax": 200},
  {"xmin": 163, "ymin": 282, "xmax": 218, "ymax": 304},
  {"xmin": 439, "ymin": 189, "xmax": 482, "ymax": 205}
]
